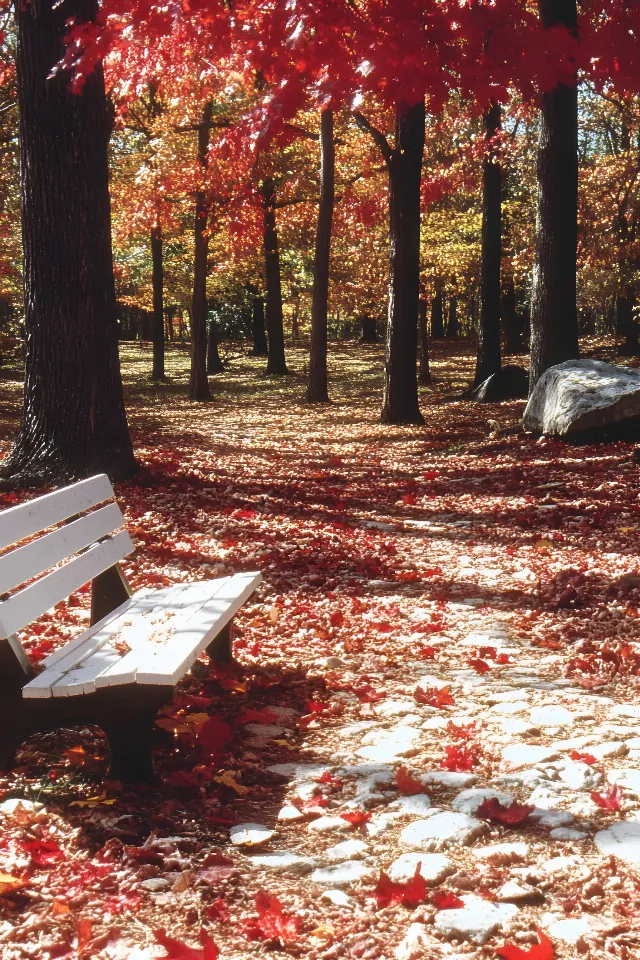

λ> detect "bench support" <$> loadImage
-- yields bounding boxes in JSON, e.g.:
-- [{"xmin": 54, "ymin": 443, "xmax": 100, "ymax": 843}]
[
  {"xmin": 206, "ymin": 622, "xmax": 233, "ymax": 663},
  {"xmin": 91, "ymin": 563, "xmax": 133, "ymax": 626}
]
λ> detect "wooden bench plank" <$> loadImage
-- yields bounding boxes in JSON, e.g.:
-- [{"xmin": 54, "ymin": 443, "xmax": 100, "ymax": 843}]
[
  {"xmin": 0, "ymin": 475, "xmax": 114, "ymax": 551},
  {"xmin": 0, "ymin": 530, "xmax": 134, "ymax": 640},
  {"xmin": 0, "ymin": 502, "xmax": 125, "ymax": 596}
]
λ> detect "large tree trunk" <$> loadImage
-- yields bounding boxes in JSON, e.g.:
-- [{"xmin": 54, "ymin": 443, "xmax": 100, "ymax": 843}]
[
  {"xmin": 189, "ymin": 102, "xmax": 213, "ymax": 401},
  {"xmin": 151, "ymin": 226, "xmax": 165, "ymax": 381},
  {"xmin": 307, "ymin": 108, "xmax": 335, "ymax": 403},
  {"xmin": 502, "ymin": 281, "xmax": 525, "ymax": 354},
  {"xmin": 206, "ymin": 313, "xmax": 225, "ymax": 373},
  {"xmin": 261, "ymin": 177, "xmax": 288, "ymax": 375},
  {"xmin": 529, "ymin": 0, "xmax": 579, "ymax": 388},
  {"xmin": 474, "ymin": 102, "xmax": 502, "ymax": 387},
  {"xmin": 382, "ymin": 100, "xmax": 425, "ymax": 424},
  {"xmin": 360, "ymin": 315, "xmax": 377, "ymax": 342},
  {"xmin": 2, "ymin": 0, "xmax": 135, "ymax": 485},
  {"xmin": 251, "ymin": 296, "xmax": 268, "ymax": 355},
  {"xmin": 418, "ymin": 297, "xmax": 431, "ymax": 385},
  {"xmin": 430, "ymin": 290, "xmax": 444, "ymax": 338}
]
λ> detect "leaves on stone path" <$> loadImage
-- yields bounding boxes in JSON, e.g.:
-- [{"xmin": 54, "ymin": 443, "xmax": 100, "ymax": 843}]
[
  {"xmin": 591, "ymin": 784, "xmax": 624, "ymax": 811},
  {"xmin": 374, "ymin": 866, "xmax": 427, "ymax": 908},
  {"xmin": 441, "ymin": 744, "xmax": 480, "ymax": 771},
  {"xmin": 496, "ymin": 929, "xmax": 555, "ymax": 959},
  {"xmin": 395, "ymin": 766, "xmax": 427, "ymax": 796},
  {"xmin": 430, "ymin": 890, "xmax": 465, "ymax": 909},
  {"xmin": 476, "ymin": 798, "xmax": 535, "ymax": 825},
  {"xmin": 414, "ymin": 685, "xmax": 455, "ymax": 707},
  {"xmin": 155, "ymin": 929, "xmax": 220, "ymax": 960},
  {"xmin": 244, "ymin": 890, "xmax": 302, "ymax": 943}
]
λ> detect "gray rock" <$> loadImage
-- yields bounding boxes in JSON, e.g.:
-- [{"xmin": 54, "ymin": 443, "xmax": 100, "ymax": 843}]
[
  {"xmin": 434, "ymin": 895, "xmax": 518, "ymax": 944},
  {"xmin": 421, "ymin": 771, "xmax": 478, "ymax": 789},
  {"xmin": 387, "ymin": 795, "xmax": 433, "ymax": 817},
  {"xmin": 321, "ymin": 889, "xmax": 355, "ymax": 908},
  {"xmin": 470, "ymin": 366, "xmax": 529, "ymax": 403},
  {"xmin": 400, "ymin": 812, "xmax": 484, "ymax": 850},
  {"xmin": 248, "ymin": 852, "xmax": 316, "ymax": 874},
  {"xmin": 324, "ymin": 839, "xmax": 368, "ymax": 861},
  {"xmin": 496, "ymin": 880, "xmax": 541, "ymax": 903},
  {"xmin": 139, "ymin": 877, "xmax": 171, "ymax": 892},
  {"xmin": 229, "ymin": 823, "xmax": 276, "ymax": 847},
  {"xmin": 609, "ymin": 768, "xmax": 640, "ymax": 797},
  {"xmin": 523, "ymin": 358, "xmax": 640, "ymax": 439},
  {"xmin": 595, "ymin": 820, "xmax": 640, "ymax": 863},
  {"xmin": 472, "ymin": 842, "xmax": 529, "ymax": 861},
  {"xmin": 311, "ymin": 861, "xmax": 373, "ymax": 886},
  {"xmin": 395, "ymin": 924, "xmax": 451, "ymax": 960},
  {"xmin": 550, "ymin": 827, "xmax": 587, "ymax": 841},
  {"xmin": 545, "ymin": 916, "xmax": 619, "ymax": 944},
  {"xmin": 387, "ymin": 852, "xmax": 453, "ymax": 884},
  {"xmin": 502, "ymin": 744, "xmax": 560, "ymax": 767},
  {"xmin": 529, "ymin": 705, "xmax": 575, "ymax": 727}
]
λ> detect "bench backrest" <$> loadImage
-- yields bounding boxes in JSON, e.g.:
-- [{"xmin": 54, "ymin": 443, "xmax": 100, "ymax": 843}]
[{"xmin": 0, "ymin": 475, "xmax": 134, "ymax": 641}]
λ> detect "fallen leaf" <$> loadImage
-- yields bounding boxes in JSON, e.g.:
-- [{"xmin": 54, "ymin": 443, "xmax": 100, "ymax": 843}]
[
  {"xmin": 155, "ymin": 929, "xmax": 220, "ymax": 960},
  {"xmin": 374, "ymin": 865, "xmax": 427, "ymax": 908},
  {"xmin": 570, "ymin": 750, "xmax": 597, "ymax": 765},
  {"xmin": 468, "ymin": 658, "xmax": 491, "ymax": 673},
  {"xmin": 441, "ymin": 744, "xmax": 479, "ymax": 771},
  {"xmin": 244, "ymin": 890, "xmax": 301, "ymax": 943},
  {"xmin": 476, "ymin": 798, "xmax": 535, "ymax": 825},
  {"xmin": 0, "ymin": 873, "xmax": 25, "ymax": 896},
  {"xmin": 591, "ymin": 784, "xmax": 623, "ymax": 811},
  {"xmin": 430, "ymin": 890, "xmax": 464, "ymax": 909},
  {"xmin": 414, "ymin": 685, "xmax": 454, "ymax": 707},
  {"xmin": 395, "ymin": 766, "xmax": 426, "ymax": 796},
  {"xmin": 212, "ymin": 770, "xmax": 250, "ymax": 795},
  {"xmin": 496, "ymin": 928, "xmax": 555, "ymax": 959},
  {"xmin": 198, "ymin": 716, "xmax": 233, "ymax": 756},
  {"xmin": 340, "ymin": 810, "xmax": 372, "ymax": 829}
]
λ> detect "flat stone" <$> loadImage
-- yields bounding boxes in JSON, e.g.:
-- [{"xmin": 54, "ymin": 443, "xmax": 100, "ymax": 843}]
[
  {"xmin": 490, "ymin": 701, "xmax": 530, "ymax": 716},
  {"xmin": 0, "ymin": 799, "xmax": 43, "ymax": 815},
  {"xmin": 498, "ymin": 718, "xmax": 541, "ymax": 736},
  {"xmin": 415, "ymin": 674, "xmax": 450, "ymax": 691},
  {"xmin": 595, "ymin": 820, "xmax": 640, "ymax": 863},
  {"xmin": 434, "ymin": 895, "xmax": 518, "ymax": 944},
  {"xmin": 541, "ymin": 759, "xmax": 601, "ymax": 791},
  {"xmin": 374, "ymin": 699, "xmax": 418, "ymax": 718},
  {"xmin": 496, "ymin": 881, "xmax": 541, "ymax": 903},
  {"xmin": 308, "ymin": 816, "xmax": 350, "ymax": 834},
  {"xmin": 531, "ymin": 809, "xmax": 575, "ymax": 829},
  {"xmin": 229, "ymin": 823, "xmax": 276, "ymax": 847},
  {"xmin": 421, "ymin": 771, "xmax": 478, "ymax": 789},
  {"xmin": 244, "ymin": 723, "xmax": 284, "ymax": 738},
  {"xmin": 502, "ymin": 745, "xmax": 560, "ymax": 767},
  {"xmin": 588, "ymin": 741, "xmax": 628, "ymax": 760},
  {"xmin": 609, "ymin": 704, "xmax": 640, "ymax": 720},
  {"xmin": 395, "ymin": 924, "xmax": 450, "ymax": 960},
  {"xmin": 529, "ymin": 706, "xmax": 575, "ymax": 727},
  {"xmin": 325, "ymin": 839, "xmax": 368, "ymax": 861},
  {"xmin": 550, "ymin": 828, "xmax": 587, "ymax": 841},
  {"xmin": 542, "ymin": 855, "xmax": 579, "ymax": 876},
  {"xmin": 388, "ymin": 795, "xmax": 433, "ymax": 817},
  {"xmin": 421, "ymin": 717, "xmax": 449, "ymax": 730},
  {"xmin": 277, "ymin": 804, "xmax": 306, "ymax": 822},
  {"xmin": 472, "ymin": 842, "xmax": 529, "ymax": 861},
  {"xmin": 321, "ymin": 889, "xmax": 355, "ymax": 908},
  {"xmin": 139, "ymin": 878, "xmax": 171, "ymax": 892},
  {"xmin": 311, "ymin": 861, "xmax": 373, "ymax": 887},
  {"xmin": 268, "ymin": 763, "xmax": 330, "ymax": 779},
  {"xmin": 609, "ymin": 768, "xmax": 640, "ymax": 797},
  {"xmin": 357, "ymin": 726, "xmax": 421, "ymax": 762},
  {"xmin": 248, "ymin": 852, "xmax": 316, "ymax": 874},
  {"xmin": 452, "ymin": 788, "xmax": 514, "ymax": 815},
  {"xmin": 545, "ymin": 916, "xmax": 619, "ymax": 944},
  {"xmin": 400, "ymin": 812, "xmax": 484, "ymax": 851},
  {"xmin": 387, "ymin": 852, "xmax": 453, "ymax": 884}
]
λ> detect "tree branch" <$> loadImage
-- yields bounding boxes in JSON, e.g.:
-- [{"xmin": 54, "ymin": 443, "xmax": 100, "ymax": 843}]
[{"xmin": 351, "ymin": 111, "xmax": 392, "ymax": 165}]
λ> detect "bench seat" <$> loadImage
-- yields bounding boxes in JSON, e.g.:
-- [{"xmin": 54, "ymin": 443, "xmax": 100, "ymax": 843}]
[{"xmin": 23, "ymin": 572, "xmax": 261, "ymax": 698}]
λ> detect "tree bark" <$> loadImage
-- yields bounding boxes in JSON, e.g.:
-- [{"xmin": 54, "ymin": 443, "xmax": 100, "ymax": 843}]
[
  {"xmin": 616, "ymin": 295, "xmax": 640, "ymax": 354},
  {"xmin": 502, "ymin": 282, "xmax": 526, "ymax": 354},
  {"xmin": 206, "ymin": 312, "xmax": 225, "ymax": 373},
  {"xmin": 360, "ymin": 316, "xmax": 377, "ymax": 342},
  {"xmin": 1, "ymin": 0, "xmax": 135, "ymax": 485},
  {"xmin": 189, "ymin": 101, "xmax": 213, "ymax": 402},
  {"xmin": 261, "ymin": 177, "xmax": 288, "ymax": 375},
  {"xmin": 446, "ymin": 297, "xmax": 459, "ymax": 338},
  {"xmin": 529, "ymin": 0, "xmax": 580, "ymax": 388},
  {"xmin": 251, "ymin": 296, "xmax": 268, "ymax": 355},
  {"xmin": 474, "ymin": 102, "xmax": 502, "ymax": 387},
  {"xmin": 381, "ymin": 100, "xmax": 425, "ymax": 424},
  {"xmin": 418, "ymin": 298, "xmax": 431, "ymax": 385},
  {"xmin": 306, "ymin": 108, "xmax": 335, "ymax": 403},
  {"xmin": 150, "ymin": 226, "xmax": 165, "ymax": 381},
  {"xmin": 430, "ymin": 290, "xmax": 445, "ymax": 338}
]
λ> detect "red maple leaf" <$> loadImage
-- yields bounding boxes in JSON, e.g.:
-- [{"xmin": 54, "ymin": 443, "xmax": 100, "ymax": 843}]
[
  {"xmin": 329, "ymin": 611, "xmax": 345, "ymax": 628},
  {"xmin": 591, "ymin": 784, "xmax": 623, "ymax": 811},
  {"xmin": 476, "ymin": 798, "xmax": 535, "ymax": 825},
  {"xmin": 341, "ymin": 810, "xmax": 372, "ymax": 829},
  {"xmin": 446, "ymin": 721, "xmax": 477, "ymax": 740},
  {"xmin": 155, "ymin": 929, "xmax": 220, "ymax": 960},
  {"xmin": 496, "ymin": 653, "xmax": 512, "ymax": 664},
  {"xmin": 244, "ymin": 891, "xmax": 301, "ymax": 943},
  {"xmin": 316, "ymin": 772, "xmax": 344, "ymax": 789},
  {"xmin": 570, "ymin": 750, "xmax": 597, "ymax": 765},
  {"xmin": 395, "ymin": 766, "xmax": 426, "ymax": 796},
  {"xmin": 418, "ymin": 645, "xmax": 437, "ymax": 659},
  {"xmin": 353, "ymin": 684, "xmax": 386, "ymax": 703},
  {"xmin": 468, "ymin": 658, "xmax": 491, "ymax": 673},
  {"xmin": 430, "ymin": 890, "xmax": 464, "ymax": 909},
  {"xmin": 477, "ymin": 646, "xmax": 497, "ymax": 659},
  {"xmin": 19, "ymin": 838, "xmax": 65, "ymax": 867},
  {"xmin": 374, "ymin": 865, "xmax": 427, "ymax": 908},
  {"xmin": 414, "ymin": 685, "xmax": 454, "ymax": 707},
  {"xmin": 496, "ymin": 928, "xmax": 555, "ymax": 959},
  {"xmin": 441, "ymin": 744, "xmax": 479, "ymax": 771},
  {"xmin": 292, "ymin": 796, "xmax": 329, "ymax": 814},
  {"xmin": 198, "ymin": 715, "xmax": 233, "ymax": 756},
  {"xmin": 240, "ymin": 707, "xmax": 279, "ymax": 724}
]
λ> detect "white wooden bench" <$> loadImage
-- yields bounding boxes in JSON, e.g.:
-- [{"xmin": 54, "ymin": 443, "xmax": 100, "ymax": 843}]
[{"xmin": 0, "ymin": 474, "xmax": 261, "ymax": 781}]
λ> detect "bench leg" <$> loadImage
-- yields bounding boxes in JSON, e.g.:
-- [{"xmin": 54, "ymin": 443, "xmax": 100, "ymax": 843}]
[
  {"xmin": 206, "ymin": 622, "xmax": 233, "ymax": 664},
  {"xmin": 103, "ymin": 713, "xmax": 157, "ymax": 784}
]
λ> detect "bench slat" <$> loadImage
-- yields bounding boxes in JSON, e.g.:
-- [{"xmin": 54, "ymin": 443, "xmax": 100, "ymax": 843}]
[
  {"xmin": 0, "ymin": 502, "xmax": 125, "ymax": 596},
  {"xmin": 0, "ymin": 529, "xmax": 134, "ymax": 641},
  {"xmin": 0, "ymin": 475, "xmax": 115, "ymax": 551}
]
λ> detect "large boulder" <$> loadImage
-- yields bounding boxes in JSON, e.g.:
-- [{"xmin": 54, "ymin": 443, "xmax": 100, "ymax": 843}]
[
  {"xmin": 524, "ymin": 359, "xmax": 640, "ymax": 439},
  {"xmin": 470, "ymin": 365, "xmax": 529, "ymax": 402}
]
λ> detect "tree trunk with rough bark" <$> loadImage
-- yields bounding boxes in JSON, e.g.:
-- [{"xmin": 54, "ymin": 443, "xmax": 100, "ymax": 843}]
[
  {"xmin": 381, "ymin": 100, "xmax": 425, "ymax": 424},
  {"xmin": 251, "ymin": 296, "xmax": 268, "ymax": 355},
  {"xmin": 261, "ymin": 177, "xmax": 288, "ymax": 375},
  {"xmin": 151, "ymin": 226, "xmax": 165, "ymax": 381},
  {"xmin": 529, "ymin": 0, "xmax": 580, "ymax": 388},
  {"xmin": 1, "ymin": 0, "xmax": 135, "ymax": 485},
  {"xmin": 430, "ymin": 290, "xmax": 444, "ymax": 338},
  {"xmin": 475, "ymin": 102, "xmax": 502, "ymax": 387},
  {"xmin": 446, "ymin": 297, "xmax": 459, "ymax": 338},
  {"xmin": 418, "ymin": 298, "xmax": 431, "ymax": 385},
  {"xmin": 307, "ymin": 109, "xmax": 335, "ymax": 403},
  {"xmin": 189, "ymin": 101, "xmax": 213, "ymax": 401}
]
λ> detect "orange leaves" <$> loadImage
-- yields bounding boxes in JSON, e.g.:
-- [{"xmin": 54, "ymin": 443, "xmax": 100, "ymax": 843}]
[
  {"xmin": 395, "ymin": 766, "xmax": 426, "ymax": 796},
  {"xmin": 374, "ymin": 866, "xmax": 427, "ymax": 908},
  {"xmin": 496, "ymin": 929, "xmax": 555, "ymax": 960},
  {"xmin": 570, "ymin": 750, "xmax": 597, "ymax": 765},
  {"xmin": 244, "ymin": 891, "xmax": 302, "ymax": 944},
  {"xmin": 476, "ymin": 798, "xmax": 535, "ymax": 826},
  {"xmin": 591, "ymin": 784, "xmax": 623, "ymax": 811},
  {"xmin": 340, "ymin": 810, "xmax": 372, "ymax": 830},
  {"xmin": 468, "ymin": 658, "xmax": 491, "ymax": 674},
  {"xmin": 155, "ymin": 930, "xmax": 220, "ymax": 960},
  {"xmin": 414, "ymin": 685, "xmax": 454, "ymax": 707}
]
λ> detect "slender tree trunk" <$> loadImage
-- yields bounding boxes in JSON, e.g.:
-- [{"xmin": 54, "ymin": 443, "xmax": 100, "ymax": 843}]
[
  {"xmin": 502, "ymin": 282, "xmax": 525, "ymax": 354},
  {"xmin": 418, "ymin": 298, "xmax": 431, "ymax": 385},
  {"xmin": 307, "ymin": 108, "xmax": 335, "ymax": 403},
  {"xmin": 206, "ymin": 311, "xmax": 224, "ymax": 373},
  {"xmin": 617, "ymin": 295, "xmax": 640, "ymax": 354},
  {"xmin": 529, "ymin": 0, "xmax": 579, "ymax": 388},
  {"xmin": 189, "ymin": 101, "xmax": 213, "ymax": 401},
  {"xmin": 430, "ymin": 289, "xmax": 444, "ymax": 338},
  {"xmin": 360, "ymin": 316, "xmax": 377, "ymax": 342},
  {"xmin": 251, "ymin": 296, "xmax": 268, "ymax": 355},
  {"xmin": 446, "ymin": 297, "xmax": 459, "ymax": 338},
  {"xmin": 261, "ymin": 177, "xmax": 288, "ymax": 375},
  {"xmin": 474, "ymin": 102, "xmax": 502, "ymax": 387},
  {"xmin": 382, "ymin": 100, "xmax": 425, "ymax": 424},
  {"xmin": 2, "ymin": 0, "xmax": 135, "ymax": 485},
  {"xmin": 150, "ymin": 226, "xmax": 165, "ymax": 381}
]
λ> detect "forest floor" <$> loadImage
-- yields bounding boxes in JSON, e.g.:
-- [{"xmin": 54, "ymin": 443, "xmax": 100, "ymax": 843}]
[{"xmin": 0, "ymin": 337, "xmax": 639, "ymax": 960}]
